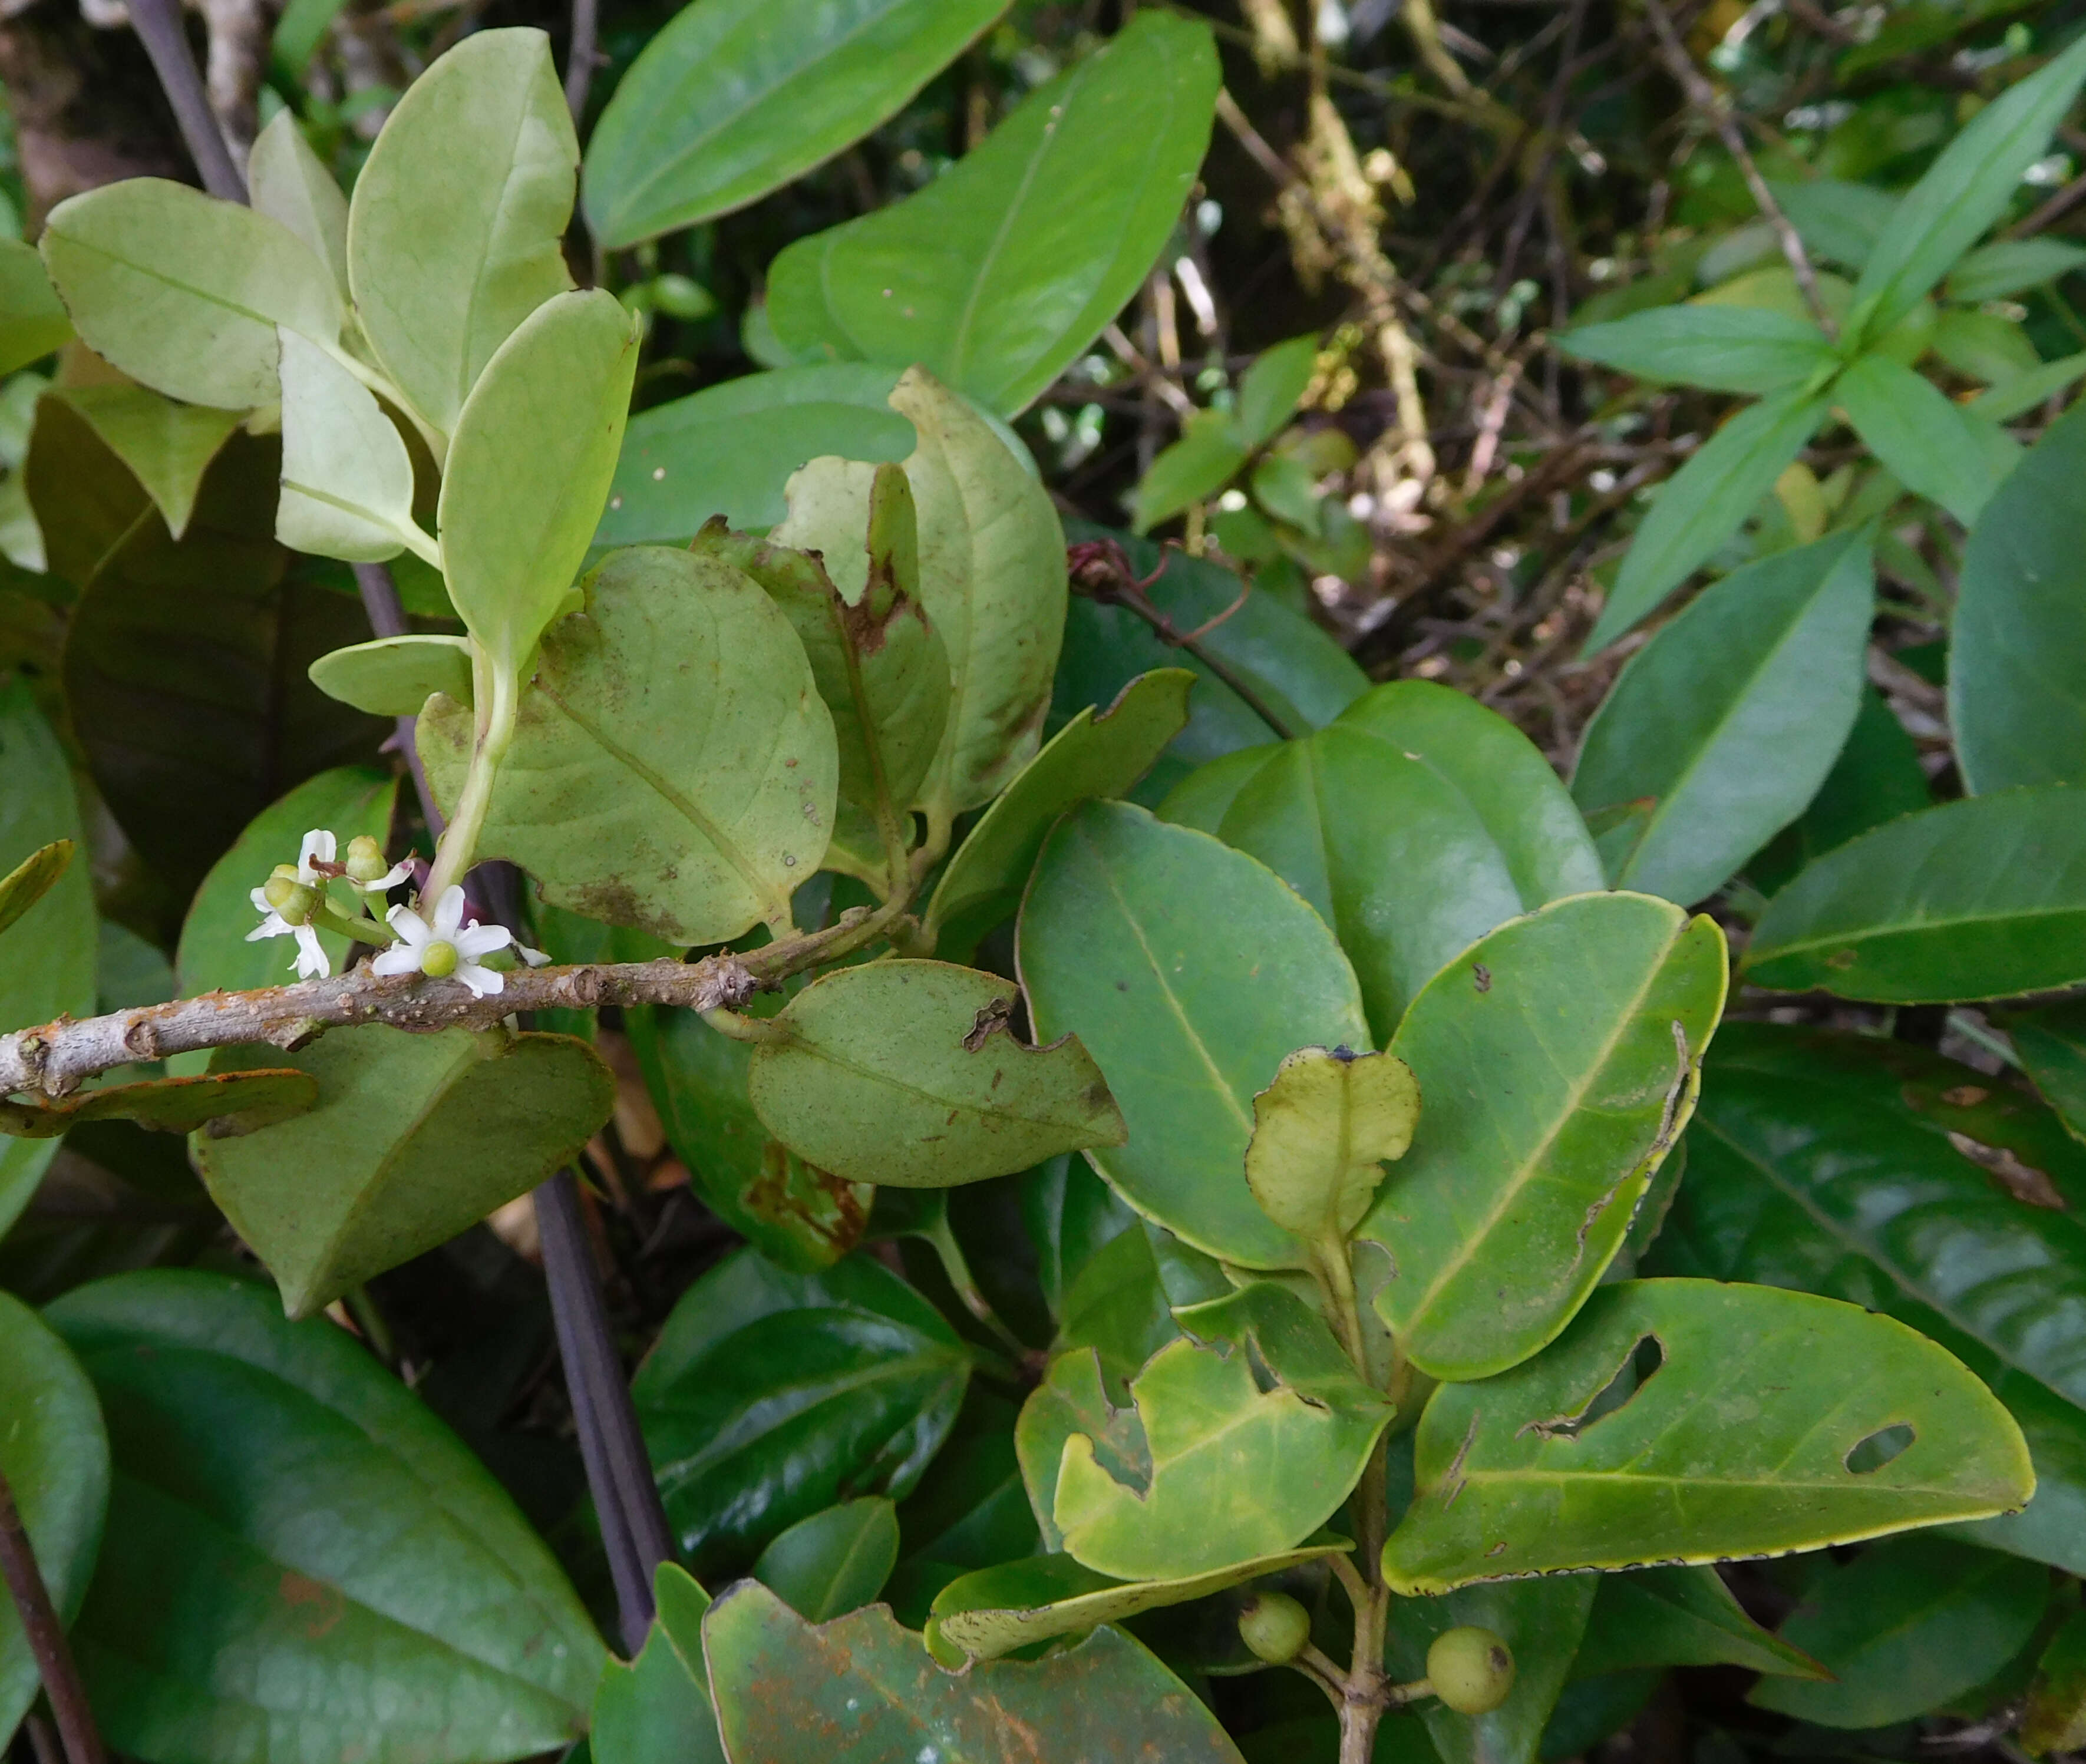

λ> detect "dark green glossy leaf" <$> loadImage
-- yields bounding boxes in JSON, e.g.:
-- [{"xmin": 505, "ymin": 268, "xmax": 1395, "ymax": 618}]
[
  {"xmin": 1748, "ymin": 1535, "xmax": 2049, "ymax": 1726},
  {"xmin": 751, "ymin": 1498, "xmax": 899, "ymax": 1622},
  {"xmin": 1188, "ymin": 680, "xmax": 1605, "ymax": 1035},
  {"xmin": 1586, "ymin": 387, "xmax": 1828, "ymax": 652},
  {"xmin": 197, "ymin": 1026, "xmax": 613, "ymax": 1317},
  {"xmin": 749, "ymin": 960, "xmax": 1124, "ymax": 1187},
  {"xmin": 1559, "ymin": 305, "xmax": 1836, "ymax": 394},
  {"xmin": 702, "ymin": 1580, "xmax": 1246, "ymax": 1762},
  {"xmin": 1570, "ymin": 1565, "xmax": 1826, "ymax": 1679},
  {"xmin": 0, "ymin": 1292, "xmax": 108, "ymax": 1740},
  {"xmin": 1054, "ymin": 1225, "xmax": 1180, "ymax": 1386},
  {"xmin": 49, "ymin": 1270, "xmax": 605, "ymax": 1760},
  {"xmin": 1019, "ymin": 800, "xmax": 1370, "ymax": 1269},
  {"xmin": 1358, "ymin": 893, "xmax": 1726, "ymax": 1381},
  {"xmin": 926, "ymin": 667, "xmax": 1193, "ymax": 958},
  {"xmin": 2010, "ymin": 999, "xmax": 2086, "ymax": 1145},
  {"xmin": 1744, "ymin": 788, "xmax": 2086, "ymax": 1000},
  {"xmin": 1573, "ymin": 530, "xmax": 1872, "ymax": 906},
  {"xmin": 582, "ymin": 0, "xmax": 1001, "ymax": 247},
  {"xmin": 0, "ymin": 1069, "xmax": 317, "ymax": 1138},
  {"xmin": 1021, "ymin": 1154, "xmax": 1138, "ymax": 1321},
  {"xmin": 884, "ymin": 1388, "xmax": 1039, "ymax": 1627},
  {"xmin": 1745, "ymin": 684, "xmax": 1928, "ymax": 896},
  {"xmin": 592, "ymin": 1564, "xmax": 724, "ymax": 1764},
  {"xmin": 765, "ymin": 12, "xmax": 1219, "ymax": 415},
  {"xmin": 632, "ymin": 1248, "xmax": 969, "ymax": 1574},
  {"xmin": 1836, "ymin": 353, "xmax": 2018, "ymax": 526},
  {"xmin": 1381, "ymin": 1279, "xmax": 2034, "ymax": 1594},
  {"xmin": 1388, "ymin": 1578, "xmax": 1595, "ymax": 1764},
  {"xmin": 1952, "ymin": 400, "xmax": 2086, "ymax": 794}
]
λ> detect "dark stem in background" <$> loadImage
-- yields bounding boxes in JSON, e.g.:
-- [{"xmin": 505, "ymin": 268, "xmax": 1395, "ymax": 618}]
[
  {"xmin": 0, "ymin": 1468, "xmax": 105, "ymax": 1764},
  {"xmin": 564, "ymin": 0, "xmax": 600, "ymax": 121},
  {"xmin": 124, "ymin": 0, "xmax": 245, "ymax": 201},
  {"xmin": 118, "ymin": 1, "xmax": 675, "ymax": 1650}
]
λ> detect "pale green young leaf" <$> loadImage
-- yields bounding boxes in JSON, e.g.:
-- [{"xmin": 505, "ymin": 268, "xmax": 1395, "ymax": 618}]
[
  {"xmin": 1380, "ymin": 1279, "xmax": 2035, "ymax": 1594},
  {"xmin": 346, "ymin": 27, "xmax": 577, "ymax": 441},
  {"xmin": 277, "ymin": 328, "xmax": 427, "ymax": 563},
  {"xmin": 1851, "ymin": 34, "xmax": 2086, "ymax": 339},
  {"xmin": 1931, "ymin": 309, "xmax": 2042, "ymax": 384},
  {"xmin": 39, "ymin": 179, "xmax": 341, "ymax": 409},
  {"xmin": 437, "ymin": 289, "xmax": 638, "ymax": 673},
  {"xmin": 582, "ymin": 0, "xmax": 1002, "ymax": 248},
  {"xmin": 1052, "ymin": 1281, "xmax": 1392, "ymax": 1580},
  {"xmin": 1835, "ymin": 352, "xmax": 2019, "ymax": 527},
  {"xmin": 1572, "ymin": 529, "xmax": 1873, "ymax": 906},
  {"xmin": 420, "ymin": 546, "xmax": 837, "ymax": 943},
  {"xmin": 1133, "ymin": 411, "xmax": 1250, "ymax": 533},
  {"xmin": 247, "ymin": 109, "xmax": 349, "ymax": 296},
  {"xmin": 747, "ymin": 960, "xmax": 1124, "ymax": 1187},
  {"xmin": 592, "ymin": 1565, "xmax": 724, "ymax": 1764},
  {"xmin": 1586, "ymin": 387, "xmax": 1829, "ymax": 652},
  {"xmin": 1357, "ymin": 893, "xmax": 1728, "ymax": 1382},
  {"xmin": 46, "ymin": 385, "xmax": 244, "ymax": 541},
  {"xmin": 0, "ymin": 1293, "xmax": 107, "ymax": 1742},
  {"xmin": 927, "ymin": 666, "xmax": 1193, "ymax": 959},
  {"xmin": 752, "ymin": 1499, "xmax": 899, "ymax": 1623},
  {"xmin": 1972, "ymin": 349, "xmax": 2086, "ymax": 420},
  {"xmin": 1559, "ymin": 305, "xmax": 1837, "ymax": 394},
  {"xmin": 0, "ymin": 239, "xmax": 72, "ymax": 376},
  {"xmin": 765, "ymin": 12, "xmax": 1219, "ymax": 415},
  {"xmin": 1236, "ymin": 335, "xmax": 1321, "ymax": 448},
  {"xmin": 198, "ymin": 1025, "xmax": 614, "ymax": 1317},
  {"xmin": 308, "ymin": 634, "xmax": 472, "ymax": 718},
  {"xmin": 1245, "ymin": 1046, "xmax": 1419, "ymax": 1242},
  {"xmin": 1948, "ymin": 237, "xmax": 2086, "ymax": 302},
  {"xmin": 0, "ymin": 839, "xmax": 69, "ymax": 943}
]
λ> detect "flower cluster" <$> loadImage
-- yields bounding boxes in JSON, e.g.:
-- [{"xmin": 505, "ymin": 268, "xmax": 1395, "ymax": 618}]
[{"xmin": 373, "ymin": 886, "xmax": 546, "ymax": 999}]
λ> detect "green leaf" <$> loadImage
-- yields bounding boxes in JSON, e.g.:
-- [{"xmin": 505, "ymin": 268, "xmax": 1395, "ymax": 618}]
[
  {"xmin": 420, "ymin": 545, "xmax": 837, "ymax": 943},
  {"xmin": 1018, "ymin": 1349, "xmax": 1151, "ymax": 1554},
  {"xmin": 1388, "ymin": 1578, "xmax": 1593, "ymax": 1764},
  {"xmin": 56, "ymin": 427, "xmax": 384, "ymax": 904},
  {"xmin": 1932, "ymin": 308, "xmax": 2043, "ymax": 383},
  {"xmin": 197, "ymin": 1025, "xmax": 613, "ymax": 1316},
  {"xmin": 1053, "ymin": 1225, "xmax": 1181, "ymax": 1389},
  {"xmin": 598, "ymin": 365, "xmax": 916, "ymax": 548},
  {"xmin": 1019, "ymin": 801, "xmax": 1371, "ymax": 1269},
  {"xmin": 0, "ymin": 837, "xmax": 68, "ymax": 943},
  {"xmin": 1952, "ymin": 400, "xmax": 2086, "ymax": 793},
  {"xmin": 346, "ymin": 27, "xmax": 578, "ymax": 442},
  {"xmin": 1356, "ymin": 894, "xmax": 1727, "ymax": 1382},
  {"xmin": 1195, "ymin": 679, "xmax": 1606, "ymax": 1036},
  {"xmin": 626, "ymin": 1004, "xmax": 872, "ymax": 1273},
  {"xmin": 582, "ymin": 0, "xmax": 1002, "ymax": 247},
  {"xmin": 0, "ymin": 680, "xmax": 96, "ymax": 1234},
  {"xmin": 748, "ymin": 959, "xmax": 1124, "ymax": 1188},
  {"xmin": 174, "ymin": 766, "xmax": 398, "ymax": 1002},
  {"xmin": 890, "ymin": 368, "xmax": 1065, "ymax": 817},
  {"xmin": 1559, "ymin": 305, "xmax": 1837, "ymax": 394},
  {"xmin": 1765, "ymin": 177, "xmax": 1896, "ymax": 271},
  {"xmin": 437, "ymin": 288, "xmax": 637, "ymax": 673},
  {"xmin": 1748, "ymin": 1535, "xmax": 2049, "ymax": 1727},
  {"xmin": 1024, "ymin": 1157, "xmax": 1139, "ymax": 1323},
  {"xmin": 246, "ymin": 110, "xmax": 349, "ymax": 296},
  {"xmin": 0, "ymin": 238, "xmax": 72, "ymax": 376},
  {"xmin": 1133, "ymin": 411, "xmax": 1251, "ymax": 534},
  {"xmin": 1744, "ymin": 787, "xmax": 2086, "ymax": 1000},
  {"xmin": 1973, "ymin": 348, "xmax": 2086, "ymax": 420},
  {"xmin": 0, "ymin": 1291, "xmax": 108, "ymax": 1740},
  {"xmin": 1570, "ymin": 1566, "xmax": 1827, "ymax": 1680},
  {"xmin": 2011, "ymin": 999, "xmax": 2086, "ymax": 1144},
  {"xmin": 752, "ymin": 1498, "xmax": 899, "ymax": 1622},
  {"xmin": 926, "ymin": 1540, "xmax": 1349, "ymax": 1666},
  {"xmin": 1572, "ymin": 529, "xmax": 1873, "ymax": 906},
  {"xmin": 1648, "ymin": 1022, "xmax": 2086, "ymax": 1574},
  {"xmin": 1949, "ymin": 236, "xmax": 2086, "ymax": 300},
  {"xmin": 2025, "ymin": 1606, "xmax": 2086, "ymax": 1755},
  {"xmin": 48, "ymin": 384, "xmax": 244, "ymax": 540},
  {"xmin": 308, "ymin": 633, "xmax": 473, "ymax": 718},
  {"xmin": 39, "ymin": 179, "xmax": 341, "ymax": 409},
  {"xmin": 1381, "ymin": 1278, "xmax": 2034, "ymax": 1594},
  {"xmin": 1052, "ymin": 1281, "xmax": 1393, "ymax": 1580},
  {"xmin": 592, "ymin": 1564, "xmax": 725, "ymax": 1764},
  {"xmin": 1834, "ymin": 352, "xmax": 2019, "ymax": 526},
  {"xmin": 49, "ymin": 1270, "xmax": 606, "ymax": 1759},
  {"xmin": 765, "ymin": 12, "xmax": 1219, "ymax": 414},
  {"xmin": 276, "ymin": 328, "xmax": 425, "ymax": 563},
  {"xmin": 1851, "ymin": 34, "xmax": 2086, "ymax": 339},
  {"xmin": 1245, "ymin": 1046, "xmax": 1418, "ymax": 1244},
  {"xmin": 1586, "ymin": 387, "xmax": 1829, "ymax": 652},
  {"xmin": 633, "ymin": 1248, "xmax": 969, "ymax": 1573},
  {"xmin": 926, "ymin": 668, "xmax": 1192, "ymax": 958},
  {"xmin": 703, "ymin": 1580, "xmax": 1247, "ymax": 1762},
  {"xmin": 1745, "ymin": 683, "xmax": 1929, "ymax": 896},
  {"xmin": 1, "ymin": 1069, "xmax": 318, "ymax": 1138},
  {"xmin": 1236, "ymin": 336, "xmax": 1321, "ymax": 448}
]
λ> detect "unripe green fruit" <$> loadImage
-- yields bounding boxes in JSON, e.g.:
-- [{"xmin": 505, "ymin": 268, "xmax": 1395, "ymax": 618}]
[
  {"xmin": 344, "ymin": 835, "xmax": 391, "ymax": 884},
  {"xmin": 1237, "ymin": 1592, "xmax": 1312, "ymax": 1664},
  {"xmin": 1427, "ymin": 1627, "xmax": 1514, "ymax": 1715},
  {"xmin": 263, "ymin": 869, "xmax": 318, "ymax": 924},
  {"xmin": 421, "ymin": 940, "xmax": 459, "ymax": 978}
]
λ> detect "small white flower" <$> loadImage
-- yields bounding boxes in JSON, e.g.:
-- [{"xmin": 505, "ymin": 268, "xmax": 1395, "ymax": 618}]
[
  {"xmin": 293, "ymin": 828, "xmax": 335, "ymax": 882},
  {"xmin": 246, "ymin": 887, "xmax": 330, "ymax": 980},
  {"xmin": 371, "ymin": 887, "xmax": 514, "ymax": 997},
  {"xmin": 517, "ymin": 942, "xmax": 552, "ymax": 967}
]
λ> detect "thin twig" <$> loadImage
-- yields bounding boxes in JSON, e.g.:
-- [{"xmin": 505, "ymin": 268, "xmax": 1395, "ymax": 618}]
[
  {"xmin": 1640, "ymin": 0, "xmax": 1835, "ymax": 336},
  {"xmin": 126, "ymin": 0, "xmax": 247, "ymax": 201},
  {"xmin": 0, "ymin": 1468, "xmax": 105, "ymax": 1764},
  {"xmin": 2008, "ymin": 171, "xmax": 2086, "ymax": 240},
  {"xmin": 563, "ymin": 0, "xmax": 599, "ymax": 120}
]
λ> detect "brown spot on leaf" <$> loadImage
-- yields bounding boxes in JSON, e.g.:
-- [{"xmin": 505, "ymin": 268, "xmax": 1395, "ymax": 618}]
[
  {"xmin": 1942, "ymin": 1084, "xmax": 1991, "ymax": 1106},
  {"xmin": 278, "ymin": 1571, "xmax": 346, "ymax": 1639},
  {"xmin": 963, "ymin": 996, "xmax": 1014, "ymax": 1052},
  {"xmin": 1947, "ymin": 1131, "xmax": 2067, "ymax": 1209},
  {"xmin": 1473, "ymin": 964, "xmax": 1491, "ymax": 993}
]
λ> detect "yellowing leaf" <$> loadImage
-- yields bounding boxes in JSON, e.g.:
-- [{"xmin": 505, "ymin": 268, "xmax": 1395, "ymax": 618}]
[{"xmin": 1246, "ymin": 1046, "xmax": 1418, "ymax": 1243}]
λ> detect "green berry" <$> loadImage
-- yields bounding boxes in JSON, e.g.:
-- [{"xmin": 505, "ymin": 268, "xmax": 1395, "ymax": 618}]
[
  {"xmin": 344, "ymin": 835, "xmax": 391, "ymax": 884},
  {"xmin": 1427, "ymin": 1626, "xmax": 1514, "ymax": 1715},
  {"xmin": 1237, "ymin": 1592, "xmax": 1311, "ymax": 1664},
  {"xmin": 421, "ymin": 940, "xmax": 459, "ymax": 978}
]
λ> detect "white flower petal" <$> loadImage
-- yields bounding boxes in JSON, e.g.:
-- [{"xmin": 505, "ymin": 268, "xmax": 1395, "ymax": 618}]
[
  {"xmin": 453, "ymin": 922, "xmax": 512, "ymax": 960},
  {"xmin": 246, "ymin": 911, "xmax": 291, "ymax": 943},
  {"xmin": 370, "ymin": 947, "xmax": 421, "ymax": 977},
  {"xmin": 249, "ymin": 887, "xmax": 273, "ymax": 913},
  {"xmin": 298, "ymin": 828, "xmax": 336, "ymax": 877},
  {"xmin": 431, "ymin": 886, "xmax": 468, "ymax": 939},
  {"xmin": 359, "ymin": 861, "xmax": 412, "ymax": 894},
  {"xmin": 386, "ymin": 903, "xmax": 433, "ymax": 950},
  {"xmin": 293, "ymin": 924, "xmax": 330, "ymax": 980},
  {"xmin": 455, "ymin": 961, "xmax": 504, "ymax": 998},
  {"xmin": 517, "ymin": 942, "xmax": 552, "ymax": 967}
]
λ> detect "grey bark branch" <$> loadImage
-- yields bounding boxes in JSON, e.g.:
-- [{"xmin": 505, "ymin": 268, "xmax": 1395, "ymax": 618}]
[{"xmin": 124, "ymin": 0, "xmax": 246, "ymax": 200}]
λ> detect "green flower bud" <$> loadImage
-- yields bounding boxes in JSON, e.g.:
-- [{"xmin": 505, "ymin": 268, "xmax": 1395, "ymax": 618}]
[
  {"xmin": 263, "ymin": 867, "xmax": 318, "ymax": 925},
  {"xmin": 421, "ymin": 939, "xmax": 459, "ymax": 978},
  {"xmin": 1237, "ymin": 1592, "xmax": 1312, "ymax": 1665},
  {"xmin": 1427, "ymin": 1626, "xmax": 1515, "ymax": 1716},
  {"xmin": 344, "ymin": 835, "xmax": 391, "ymax": 884}
]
